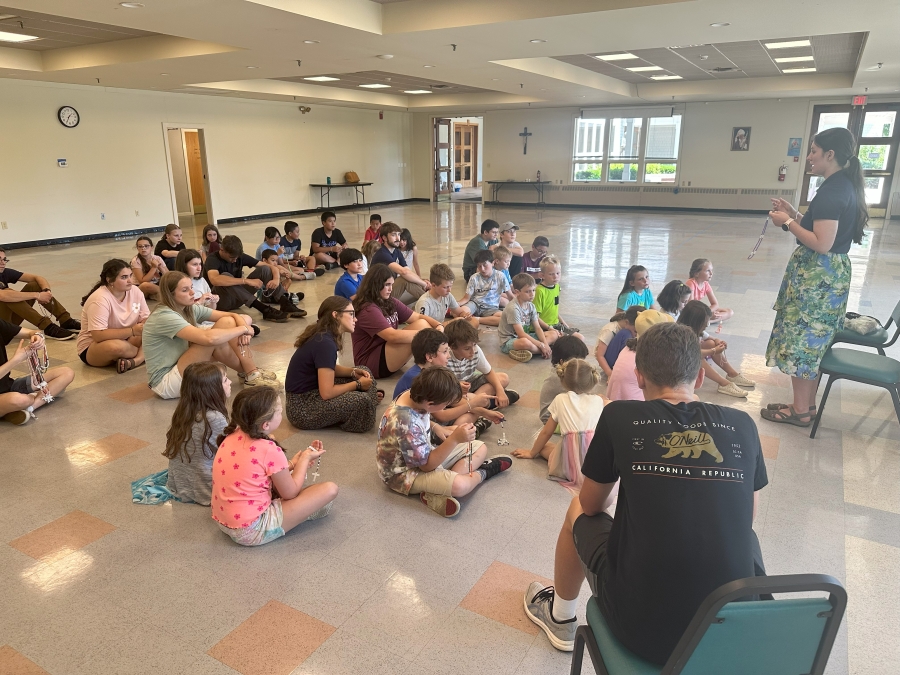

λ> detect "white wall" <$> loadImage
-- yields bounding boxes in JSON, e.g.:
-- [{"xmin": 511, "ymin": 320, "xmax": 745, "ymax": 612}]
[{"xmin": 0, "ymin": 79, "xmax": 413, "ymax": 244}]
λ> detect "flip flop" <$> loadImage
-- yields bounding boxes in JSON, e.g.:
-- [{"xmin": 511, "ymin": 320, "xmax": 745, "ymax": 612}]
[
  {"xmin": 117, "ymin": 358, "xmax": 136, "ymax": 374},
  {"xmin": 759, "ymin": 405, "xmax": 814, "ymax": 427}
]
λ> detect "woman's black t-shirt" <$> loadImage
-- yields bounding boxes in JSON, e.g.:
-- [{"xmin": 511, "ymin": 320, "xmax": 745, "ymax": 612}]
[
  {"xmin": 799, "ymin": 170, "xmax": 858, "ymax": 254},
  {"xmin": 285, "ymin": 332, "xmax": 339, "ymax": 395}
]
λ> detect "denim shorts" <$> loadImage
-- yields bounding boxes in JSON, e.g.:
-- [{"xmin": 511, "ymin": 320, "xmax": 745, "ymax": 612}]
[
  {"xmin": 499, "ymin": 337, "xmax": 518, "ymax": 354},
  {"xmin": 217, "ymin": 499, "xmax": 285, "ymax": 547}
]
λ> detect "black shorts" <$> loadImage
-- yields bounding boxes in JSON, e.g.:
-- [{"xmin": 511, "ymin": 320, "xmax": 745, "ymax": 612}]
[
  {"xmin": 376, "ymin": 347, "xmax": 395, "ymax": 380},
  {"xmin": 572, "ymin": 511, "xmax": 614, "ymax": 600},
  {"xmin": 78, "ymin": 348, "xmax": 90, "ymax": 365}
]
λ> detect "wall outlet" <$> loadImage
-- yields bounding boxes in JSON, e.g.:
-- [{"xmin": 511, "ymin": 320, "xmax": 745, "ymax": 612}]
[
  {"xmin": 101, "ymin": 213, "xmax": 106, "ymax": 220},
  {"xmin": 0, "ymin": 221, "xmax": 7, "ymax": 230},
  {"xmin": 135, "ymin": 210, "xmax": 139, "ymax": 216}
]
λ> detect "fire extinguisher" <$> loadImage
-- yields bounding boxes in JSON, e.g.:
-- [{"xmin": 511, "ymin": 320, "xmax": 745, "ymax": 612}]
[{"xmin": 778, "ymin": 164, "xmax": 787, "ymax": 182}]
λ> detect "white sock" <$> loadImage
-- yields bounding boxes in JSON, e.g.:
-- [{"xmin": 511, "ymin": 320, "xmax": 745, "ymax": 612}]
[{"xmin": 552, "ymin": 593, "xmax": 577, "ymax": 623}]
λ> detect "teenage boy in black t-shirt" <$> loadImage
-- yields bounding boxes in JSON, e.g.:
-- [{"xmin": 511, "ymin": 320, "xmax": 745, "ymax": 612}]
[
  {"xmin": 202, "ymin": 235, "xmax": 305, "ymax": 322},
  {"xmin": 309, "ymin": 211, "xmax": 347, "ymax": 269},
  {"xmin": 525, "ymin": 322, "xmax": 768, "ymax": 664},
  {"xmin": 0, "ymin": 247, "xmax": 80, "ymax": 340}
]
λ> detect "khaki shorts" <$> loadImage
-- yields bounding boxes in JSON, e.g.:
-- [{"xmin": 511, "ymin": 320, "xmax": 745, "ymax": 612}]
[
  {"xmin": 151, "ymin": 365, "xmax": 183, "ymax": 399},
  {"xmin": 409, "ymin": 440, "xmax": 484, "ymax": 496}
]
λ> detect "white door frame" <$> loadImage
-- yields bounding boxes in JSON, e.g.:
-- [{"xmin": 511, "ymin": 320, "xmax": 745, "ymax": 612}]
[{"xmin": 161, "ymin": 122, "xmax": 214, "ymax": 224}]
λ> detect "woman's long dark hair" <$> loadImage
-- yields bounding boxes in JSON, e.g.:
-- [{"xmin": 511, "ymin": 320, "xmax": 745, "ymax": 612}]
[
  {"xmin": 619, "ymin": 265, "xmax": 647, "ymax": 297},
  {"xmin": 813, "ymin": 127, "xmax": 868, "ymax": 244},
  {"xmin": 354, "ymin": 263, "xmax": 395, "ymax": 316},
  {"xmin": 163, "ymin": 362, "xmax": 228, "ymax": 462},
  {"xmin": 400, "ymin": 228, "xmax": 417, "ymax": 251},
  {"xmin": 81, "ymin": 259, "xmax": 130, "ymax": 306},
  {"xmin": 295, "ymin": 296, "xmax": 349, "ymax": 352},
  {"xmin": 657, "ymin": 280, "xmax": 691, "ymax": 314},
  {"xmin": 175, "ymin": 248, "xmax": 202, "ymax": 276},
  {"xmin": 217, "ymin": 386, "xmax": 280, "ymax": 445}
]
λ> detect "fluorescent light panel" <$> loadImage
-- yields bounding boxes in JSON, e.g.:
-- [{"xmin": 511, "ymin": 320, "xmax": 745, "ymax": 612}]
[
  {"xmin": 627, "ymin": 66, "xmax": 663, "ymax": 72},
  {"xmin": 0, "ymin": 30, "xmax": 39, "ymax": 42},
  {"xmin": 595, "ymin": 53, "xmax": 638, "ymax": 61},
  {"xmin": 404, "ymin": 90, "xmax": 432, "ymax": 94},
  {"xmin": 651, "ymin": 75, "xmax": 682, "ymax": 80},
  {"xmin": 765, "ymin": 39, "xmax": 811, "ymax": 49},
  {"xmin": 359, "ymin": 83, "xmax": 391, "ymax": 88},
  {"xmin": 773, "ymin": 56, "xmax": 814, "ymax": 63},
  {"xmin": 304, "ymin": 76, "xmax": 340, "ymax": 82},
  {"xmin": 782, "ymin": 67, "xmax": 817, "ymax": 73}
]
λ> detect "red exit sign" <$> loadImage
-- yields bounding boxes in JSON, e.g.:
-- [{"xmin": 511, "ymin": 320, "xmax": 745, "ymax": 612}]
[{"xmin": 852, "ymin": 95, "xmax": 867, "ymax": 106}]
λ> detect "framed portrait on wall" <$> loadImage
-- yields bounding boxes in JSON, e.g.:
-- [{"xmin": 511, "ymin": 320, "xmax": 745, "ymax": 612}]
[{"xmin": 732, "ymin": 127, "xmax": 751, "ymax": 151}]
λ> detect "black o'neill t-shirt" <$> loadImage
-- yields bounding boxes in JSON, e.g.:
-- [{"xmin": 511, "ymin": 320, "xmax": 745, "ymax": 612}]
[{"xmin": 581, "ymin": 399, "xmax": 768, "ymax": 666}]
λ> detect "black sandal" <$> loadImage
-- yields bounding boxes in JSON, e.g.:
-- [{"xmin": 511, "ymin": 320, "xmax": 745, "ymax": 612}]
[{"xmin": 759, "ymin": 405, "xmax": 815, "ymax": 427}]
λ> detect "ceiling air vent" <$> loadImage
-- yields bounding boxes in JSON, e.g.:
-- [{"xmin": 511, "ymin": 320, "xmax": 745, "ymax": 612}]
[
  {"xmin": 431, "ymin": 84, "xmax": 451, "ymax": 89},
  {"xmin": 709, "ymin": 67, "xmax": 739, "ymax": 73}
]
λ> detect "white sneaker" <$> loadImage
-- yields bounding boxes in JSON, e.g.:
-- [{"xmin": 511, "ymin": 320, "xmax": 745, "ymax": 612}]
[
  {"xmin": 727, "ymin": 372, "xmax": 756, "ymax": 388},
  {"xmin": 718, "ymin": 381, "xmax": 748, "ymax": 398}
]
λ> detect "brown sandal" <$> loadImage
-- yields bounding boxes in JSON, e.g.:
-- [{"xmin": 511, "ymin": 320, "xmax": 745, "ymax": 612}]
[
  {"xmin": 117, "ymin": 358, "xmax": 136, "ymax": 374},
  {"xmin": 759, "ymin": 405, "xmax": 815, "ymax": 427}
]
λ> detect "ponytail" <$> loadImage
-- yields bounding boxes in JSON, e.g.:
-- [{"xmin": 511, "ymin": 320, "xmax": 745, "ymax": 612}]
[
  {"xmin": 82, "ymin": 259, "xmax": 130, "ymax": 306},
  {"xmin": 813, "ymin": 127, "xmax": 869, "ymax": 244}
]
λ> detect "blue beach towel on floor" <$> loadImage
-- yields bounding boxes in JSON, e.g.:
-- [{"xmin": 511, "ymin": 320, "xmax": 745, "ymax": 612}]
[{"xmin": 131, "ymin": 470, "xmax": 179, "ymax": 505}]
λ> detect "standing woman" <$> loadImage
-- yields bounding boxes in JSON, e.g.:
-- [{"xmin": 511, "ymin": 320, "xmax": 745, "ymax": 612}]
[
  {"xmin": 77, "ymin": 259, "xmax": 149, "ymax": 373},
  {"xmin": 131, "ymin": 236, "xmax": 164, "ymax": 299},
  {"xmin": 352, "ymin": 264, "xmax": 439, "ymax": 378},
  {"xmin": 286, "ymin": 296, "xmax": 380, "ymax": 433},
  {"xmin": 762, "ymin": 127, "xmax": 868, "ymax": 427}
]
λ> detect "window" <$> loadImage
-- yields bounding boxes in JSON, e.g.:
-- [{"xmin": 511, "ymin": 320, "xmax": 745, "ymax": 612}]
[{"xmin": 572, "ymin": 113, "xmax": 682, "ymax": 183}]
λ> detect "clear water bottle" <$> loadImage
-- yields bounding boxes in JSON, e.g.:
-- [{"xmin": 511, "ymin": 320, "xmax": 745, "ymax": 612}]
[{"xmin": 536, "ymin": 170, "xmax": 541, "ymax": 182}]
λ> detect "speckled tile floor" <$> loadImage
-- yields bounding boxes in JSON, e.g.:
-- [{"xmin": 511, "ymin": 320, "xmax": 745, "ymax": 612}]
[{"xmin": 1, "ymin": 202, "xmax": 898, "ymax": 674}]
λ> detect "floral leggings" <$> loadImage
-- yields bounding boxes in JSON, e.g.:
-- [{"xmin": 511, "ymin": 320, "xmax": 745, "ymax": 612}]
[{"xmin": 285, "ymin": 367, "xmax": 378, "ymax": 433}]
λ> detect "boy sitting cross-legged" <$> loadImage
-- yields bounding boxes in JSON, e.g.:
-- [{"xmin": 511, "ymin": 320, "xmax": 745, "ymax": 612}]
[
  {"xmin": 444, "ymin": 319, "xmax": 519, "ymax": 409},
  {"xmin": 414, "ymin": 263, "xmax": 478, "ymax": 328},
  {"xmin": 499, "ymin": 273, "xmax": 560, "ymax": 363},
  {"xmin": 457, "ymin": 249, "xmax": 510, "ymax": 327},
  {"xmin": 533, "ymin": 255, "xmax": 583, "ymax": 340},
  {"xmin": 492, "ymin": 246, "xmax": 514, "ymax": 306},
  {"xmin": 377, "ymin": 366, "xmax": 513, "ymax": 518},
  {"xmin": 334, "ymin": 248, "xmax": 364, "ymax": 301},
  {"xmin": 393, "ymin": 329, "xmax": 504, "ymax": 437}
]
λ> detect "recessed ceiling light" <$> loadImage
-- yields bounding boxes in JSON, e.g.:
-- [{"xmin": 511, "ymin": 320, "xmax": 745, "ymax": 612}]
[
  {"xmin": 709, "ymin": 22, "xmax": 730, "ymax": 27},
  {"xmin": 491, "ymin": 78, "xmax": 499, "ymax": 81},
  {"xmin": 304, "ymin": 76, "xmax": 340, "ymax": 82},
  {"xmin": 423, "ymin": 65, "xmax": 435, "ymax": 68},
  {"xmin": 404, "ymin": 90, "xmax": 432, "ymax": 94},
  {"xmin": 774, "ymin": 56, "xmax": 814, "ymax": 63},
  {"xmin": 765, "ymin": 39, "xmax": 811, "ymax": 49},
  {"xmin": 246, "ymin": 66, "xmax": 258, "ymax": 69},
  {"xmin": 782, "ymin": 67, "xmax": 817, "ymax": 74},
  {"xmin": 530, "ymin": 39, "xmax": 547, "ymax": 43},
  {"xmin": 595, "ymin": 53, "xmax": 638, "ymax": 61},
  {"xmin": 303, "ymin": 40, "xmax": 319, "ymax": 44},
  {"xmin": 0, "ymin": 30, "xmax": 39, "ymax": 42},
  {"xmin": 119, "ymin": 2, "xmax": 144, "ymax": 7},
  {"xmin": 376, "ymin": 54, "xmax": 393, "ymax": 60},
  {"xmin": 160, "ymin": 73, "xmax": 169, "ymax": 76},
  {"xmin": 627, "ymin": 66, "xmax": 664, "ymax": 72},
  {"xmin": 359, "ymin": 83, "xmax": 391, "ymax": 88},
  {"xmin": 651, "ymin": 75, "xmax": 683, "ymax": 80}
]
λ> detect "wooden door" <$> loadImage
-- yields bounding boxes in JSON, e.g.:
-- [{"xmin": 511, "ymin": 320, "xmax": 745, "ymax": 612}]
[
  {"xmin": 183, "ymin": 131, "xmax": 207, "ymax": 215},
  {"xmin": 434, "ymin": 118, "xmax": 452, "ymax": 201},
  {"xmin": 454, "ymin": 123, "xmax": 478, "ymax": 188}
]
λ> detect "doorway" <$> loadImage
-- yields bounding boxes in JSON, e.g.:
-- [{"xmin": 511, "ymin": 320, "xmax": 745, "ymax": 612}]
[
  {"xmin": 164, "ymin": 124, "xmax": 213, "ymax": 231},
  {"xmin": 801, "ymin": 103, "xmax": 900, "ymax": 218},
  {"xmin": 432, "ymin": 116, "xmax": 484, "ymax": 202}
]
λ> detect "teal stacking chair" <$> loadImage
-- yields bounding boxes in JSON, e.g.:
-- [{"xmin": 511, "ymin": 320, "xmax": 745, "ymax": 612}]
[
  {"xmin": 810, "ymin": 348, "xmax": 900, "ymax": 438},
  {"xmin": 570, "ymin": 574, "xmax": 846, "ymax": 675},
  {"xmin": 831, "ymin": 298, "xmax": 900, "ymax": 355}
]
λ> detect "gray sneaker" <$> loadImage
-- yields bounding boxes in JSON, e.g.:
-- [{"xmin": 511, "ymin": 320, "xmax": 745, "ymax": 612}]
[{"xmin": 524, "ymin": 582, "xmax": 577, "ymax": 652}]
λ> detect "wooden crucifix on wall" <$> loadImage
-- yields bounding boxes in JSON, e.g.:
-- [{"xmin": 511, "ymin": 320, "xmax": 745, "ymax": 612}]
[{"xmin": 519, "ymin": 127, "xmax": 532, "ymax": 155}]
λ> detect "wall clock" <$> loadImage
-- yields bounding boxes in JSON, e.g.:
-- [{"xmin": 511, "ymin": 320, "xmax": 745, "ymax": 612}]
[{"xmin": 58, "ymin": 106, "xmax": 80, "ymax": 128}]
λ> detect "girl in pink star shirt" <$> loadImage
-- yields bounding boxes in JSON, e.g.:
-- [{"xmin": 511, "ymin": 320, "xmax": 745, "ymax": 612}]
[{"xmin": 212, "ymin": 386, "xmax": 338, "ymax": 546}]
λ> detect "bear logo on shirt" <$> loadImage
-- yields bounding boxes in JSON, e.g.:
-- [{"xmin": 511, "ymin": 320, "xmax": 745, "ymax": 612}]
[{"xmin": 655, "ymin": 431, "xmax": 724, "ymax": 464}]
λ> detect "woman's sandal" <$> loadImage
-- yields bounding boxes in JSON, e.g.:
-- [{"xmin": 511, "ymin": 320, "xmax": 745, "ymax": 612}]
[
  {"xmin": 117, "ymin": 358, "xmax": 137, "ymax": 374},
  {"xmin": 759, "ymin": 405, "xmax": 816, "ymax": 427},
  {"xmin": 375, "ymin": 389, "xmax": 385, "ymax": 403}
]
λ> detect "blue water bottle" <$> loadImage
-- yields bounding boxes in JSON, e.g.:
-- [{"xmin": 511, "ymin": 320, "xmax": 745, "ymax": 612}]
[{"xmin": 326, "ymin": 176, "xmax": 331, "ymax": 185}]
